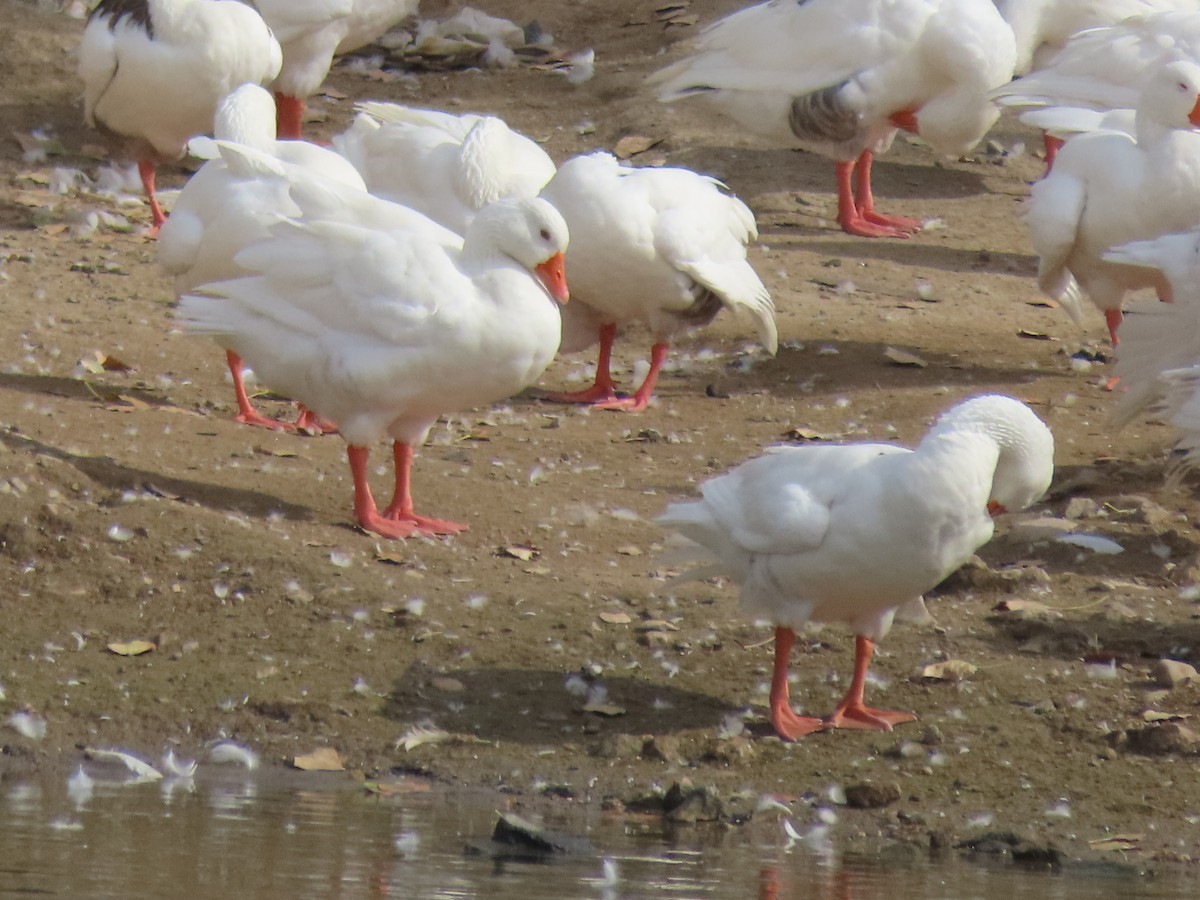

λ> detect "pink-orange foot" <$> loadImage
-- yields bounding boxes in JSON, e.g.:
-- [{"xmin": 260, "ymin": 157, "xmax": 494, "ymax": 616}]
[
  {"xmin": 294, "ymin": 407, "xmax": 338, "ymax": 435},
  {"xmin": 859, "ymin": 208, "xmax": 923, "ymax": 233},
  {"xmin": 233, "ymin": 409, "xmax": 298, "ymax": 432},
  {"xmin": 771, "ymin": 702, "xmax": 825, "ymax": 741},
  {"xmin": 593, "ymin": 393, "xmax": 652, "ymax": 413},
  {"xmin": 541, "ymin": 383, "xmax": 621, "ymax": 405},
  {"xmin": 379, "ymin": 507, "xmax": 468, "ymax": 537},
  {"xmin": 356, "ymin": 510, "xmax": 420, "ymax": 540},
  {"xmin": 822, "ymin": 634, "xmax": 916, "ymax": 732},
  {"xmin": 836, "ymin": 152, "xmax": 922, "ymax": 239},
  {"xmin": 823, "ymin": 702, "xmax": 916, "ymax": 732},
  {"xmin": 838, "ymin": 209, "xmax": 913, "ymax": 239}
]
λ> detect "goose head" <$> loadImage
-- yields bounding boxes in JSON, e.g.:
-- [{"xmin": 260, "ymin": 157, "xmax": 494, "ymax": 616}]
[
  {"xmin": 467, "ymin": 197, "xmax": 570, "ymax": 303},
  {"xmin": 930, "ymin": 394, "xmax": 1054, "ymax": 516},
  {"xmin": 1137, "ymin": 59, "xmax": 1200, "ymax": 134},
  {"xmin": 214, "ymin": 83, "xmax": 279, "ymax": 149}
]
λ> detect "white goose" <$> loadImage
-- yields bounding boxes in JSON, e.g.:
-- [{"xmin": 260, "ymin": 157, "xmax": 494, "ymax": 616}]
[
  {"xmin": 78, "ymin": 0, "xmax": 282, "ymax": 233},
  {"xmin": 250, "ymin": 0, "xmax": 420, "ymax": 139},
  {"xmin": 991, "ymin": 9, "xmax": 1200, "ymax": 164},
  {"xmin": 538, "ymin": 151, "xmax": 776, "ymax": 412},
  {"xmin": 1106, "ymin": 230, "xmax": 1200, "ymax": 466},
  {"xmin": 651, "ymin": 0, "xmax": 1016, "ymax": 238},
  {"xmin": 1027, "ymin": 59, "xmax": 1200, "ymax": 346},
  {"xmin": 158, "ymin": 84, "xmax": 369, "ymax": 432},
  {"xmin": 178, "ymin": 193, "xmax": 569, "ymax": 539},
  {"xmin": 658, "ymin": 394, "xmax": 1054, "ymax": 741},
  {"xmin": 993, "ymin": 0, "xmax": 1197, "ymax": 78},
  {"xmin": 332, "ymin": 102, "xmax": 557, "ymax": 235}
]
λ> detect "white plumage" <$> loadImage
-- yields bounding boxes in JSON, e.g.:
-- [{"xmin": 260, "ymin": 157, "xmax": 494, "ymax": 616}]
[
  {"xmin": 249, "ymin": 0, "xmax": 420, "ymax": 138},
  {"xmin": 178, "ymin": 191, "xmax": 569, "ymax": 539},
  {"xmin": 651, "ymin": 0, "xmax": 1016, "ymax": 237},
  {"xmin": 992, "ymin": 9, "xmax": 1200, "ymax": 162},
  {"xmin": 1106, "ymin": 230, "xmax": 1200, "ymax": 468},
  {"xmin": 332, "ymin": 102, "xmax": 556, "ymax": 235},
  {"xmin": 77, "ymin": 0, "xmax": 282, "ymax": 231},
  {"xmin": 1027, "ymin": 59, "xmax": 1200, "ymax": 344},
  {"xmin": 993, "ymin": 0, "xmax": 1198, "ymax": 77},
  {"xmin": 158, "ymin": 83, "xmax": 369, "ymax": 431},
  {"xmin": 538, "ymin": 151, "xmax": 776, "ymax": 411},
  {"xmin": 659, "ymin": 394, "xmax": 1054, "ymax": 741}
]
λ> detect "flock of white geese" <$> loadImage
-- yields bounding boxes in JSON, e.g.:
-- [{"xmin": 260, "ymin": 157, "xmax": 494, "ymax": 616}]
[{"xmin": 71, "ymin": 0, "xmax": 1200, "ymax": 740}]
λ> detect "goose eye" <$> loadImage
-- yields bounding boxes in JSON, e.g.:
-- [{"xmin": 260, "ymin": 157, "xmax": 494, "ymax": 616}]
[
  {"xmin": 539, "ymin": 228, "xmax": 551, "ymax": 241},
  {"xmin": 1181, "ymin": 81, "xmax": 1190, "ymax": 92}
]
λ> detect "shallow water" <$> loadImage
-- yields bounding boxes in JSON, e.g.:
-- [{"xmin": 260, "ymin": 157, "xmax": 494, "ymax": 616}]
[{"xmin": 0, "ymin": 765, "xmax": 1194, "ymax": 900}]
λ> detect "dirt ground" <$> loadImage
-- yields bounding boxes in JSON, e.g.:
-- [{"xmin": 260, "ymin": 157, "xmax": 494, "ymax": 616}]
[{"xmin": 6, "ymin": 0, "xmax": 1200, "ymax": 871}]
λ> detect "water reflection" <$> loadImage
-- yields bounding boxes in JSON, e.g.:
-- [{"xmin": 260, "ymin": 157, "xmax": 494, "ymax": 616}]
[{"xmin": 0, "ymin": 768, "xmax": 1196, "ymax": 899}]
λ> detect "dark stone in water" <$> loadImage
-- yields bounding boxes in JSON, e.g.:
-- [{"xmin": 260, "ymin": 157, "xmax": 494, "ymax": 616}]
[
  {"xmin": 844, "ymin": 782, "xmax": 901, "ymax": 809},
  {"xmin": 956, "ymin": 831, "xmax": 1062, "ymax": 867},
  {"xmin": 463, "ymin": 812, "xmax": 592, "ymax": 860}
]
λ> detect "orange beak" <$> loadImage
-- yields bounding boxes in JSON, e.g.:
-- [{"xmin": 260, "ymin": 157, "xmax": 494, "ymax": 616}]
[
  {"xmin": 534, "ymin": 252, "xmax": 568, "ymax": 304},
  {"xmin": 1189, "ymin": 96, "xmax": 1200, "ymax": 127},
  {"xmin": 987, "ymin": 500, "xmax": 1006, "ymax": 518}
]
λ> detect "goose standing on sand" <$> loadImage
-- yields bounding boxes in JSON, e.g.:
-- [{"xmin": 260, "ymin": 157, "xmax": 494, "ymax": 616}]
[
  {"xmin": 651, "ymin": 0, "xmax": 1016, "ymax": 238},
  {"xmin": 250, "ymin": 0, "xmax": 421, "ymax": 140},
  {"xmin": 178, "ymin": 195, "xmax": 569, "ymax": 539},
  {"xmin": 538, "ymin": 151, "xmax": 776, "ymax": 412},
  {"xmin": 159, "ymin": 84, "xmax": 369, "ymax": 432},
  {"xmin": 77, "ymin": 0, "xmax": 282, "ymax": 234},
  {"xmin": 332, "ymin": 102, "xmax": 556, "ymax": 234},
  {"xmin": 1027, "ymin": 59, "xmax": 1200, "ymax": 346},
  {"xmin": 658, "ymin": 395, "xmax": 1054, "ymax": 741}
]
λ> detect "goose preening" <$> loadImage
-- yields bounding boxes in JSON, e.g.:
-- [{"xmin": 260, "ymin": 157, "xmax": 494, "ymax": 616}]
[
  {"xmin": 77, "ymin": 0, "xmax": 282, "ymax": 233},
  {"xmin": 331, "ymin": 101, "xmax": 556, "ymax": 234},
  {"xmin": 249, "ymin": 0, "xmax": 421, "ymax": 139},
  {"xmin": 538, "ymin": 151, "xmax": 776, "ymax": 411},
  {"xmin": 178, "ymin": 191, "xmax": 569, "ymax": 539},
  {"xmin": 658, "ymin": 394, "xmax": 1054, "ymax": 741},
  {"xmin": 651, "ymin": 0, "xmax": 1016, "ymax": 237},
  {"xmin": 1027, "ymin": 59, "xmax": 1200, "ymax": 345}
]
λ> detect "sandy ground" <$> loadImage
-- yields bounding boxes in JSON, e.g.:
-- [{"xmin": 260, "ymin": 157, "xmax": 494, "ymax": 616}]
[{"xmin": 4, "ymin": 0, "xmax": 1200, "ymax": 871}]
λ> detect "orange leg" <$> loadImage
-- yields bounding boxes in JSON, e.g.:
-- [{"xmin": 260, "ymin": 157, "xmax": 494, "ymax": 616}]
[
  {"xmin": 348, "ymin": 445, "xmax": 420, "ymax": 539},
  {"xmin": 768, "ymin": 627, "xmax": 824, "ymax": 740},
  {"xmin": 823, "ymin": 635, "xmax": 915, "ymax": 731},
  {"xmin": 275, "ymin": 92, "xmax": 306, "ymax": 141},
  {"xmin": 137, "ymin": 159, "xmax": 166, "ymax": 236},
  {"xmin": 225, "ymin": 351, "xmax": 297, "ymax": 432},
  {"xmin": 593, "ymin": 341, "xmax": 669, "ymax": 412},
  {"xmin": 379, "ymin": 442, "xmax": 467, "ymax": 536},
  {"xmin": 852, "ymin": 151, "xmax": 923, "ymax": 233},
  {"xmin": 1105, "ymin": 309, "xmax": 1123, "ymax": 347},
  {"xmin": 834, "ymin": 152, "xmax": 917, "ymax": 238},
  {"xmin": 1101, "ymin": 309, "xmax": 1124, "ymax": 391},
  {"xmin": 543, "ymin": 323, "xmax": 622, "ymax": 405}
]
